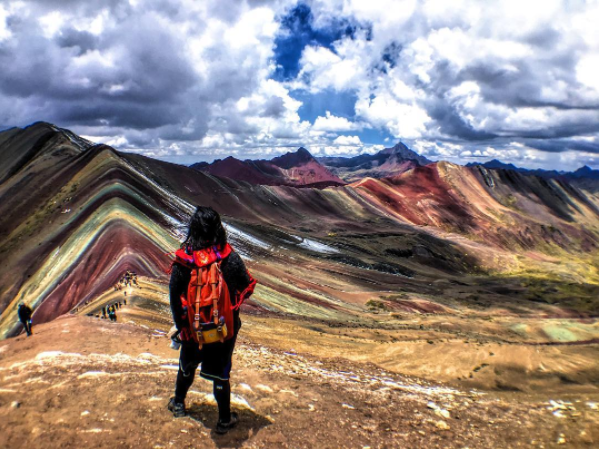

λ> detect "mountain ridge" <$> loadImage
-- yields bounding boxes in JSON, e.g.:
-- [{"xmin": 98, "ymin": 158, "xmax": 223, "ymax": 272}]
[
  {"xmin": 317, "ymin": 142, "xmax": 432, "ymax": 182},
  {"xmin": 466, "ymin": 159, "xmax": 599, "ymax": 180},
  {"xmin": 191, "ymin": 147, "xmax": 346, "ymax": 188},
  {"xmin": 191, "ymin": 142, "xmax": 433, "ymax": 185},
  {"xmin": 1, "ymin": 123, "xmax": 597, "ymax": 339},
  {"xmin": 190, "ymin": 139, "xmax": 597, "ymax": 189}
]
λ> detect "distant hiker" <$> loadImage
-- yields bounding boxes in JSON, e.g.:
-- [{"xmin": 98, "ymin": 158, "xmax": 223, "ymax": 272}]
[
  {"xmin": 168, "ymin": 206, "xmax": 256, "ymax": 434},
  {"xmin": 101, "ymin": 306, "xmax": 107, "ymax": 319},
  {"xmin": 17, "ymin": 303, "xmax": 33, "ymax": 336},
  {"xmin": 124, "ymin": 271, "xmax": 132, "ymax": 287},
  {"xmin": 123, "ymin": 298, "xmax": 127, "ymax": 305},
  {"xmin": 108, "ymin": 305, "xmax": 117, "ymax": 322}
]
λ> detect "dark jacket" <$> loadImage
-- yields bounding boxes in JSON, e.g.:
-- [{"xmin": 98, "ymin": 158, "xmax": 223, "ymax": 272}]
[
  {"xmin": 169, "ymin": 249, "xmax": 252, "ymax": 332},
  {"xmin": 18, "ymin": 305, "xmax": 32, "ymax": 322}
]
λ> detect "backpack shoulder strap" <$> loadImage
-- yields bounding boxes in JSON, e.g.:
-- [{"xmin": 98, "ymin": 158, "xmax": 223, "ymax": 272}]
[{"xmin": 233, "ymin": 272, "xmax": 257, "ymax": 311}]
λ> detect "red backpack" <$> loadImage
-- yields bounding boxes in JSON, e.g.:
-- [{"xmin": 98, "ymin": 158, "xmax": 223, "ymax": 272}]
[{"xmin": 174, "ymin": 244, "xmax": 235, "ymax": 347}]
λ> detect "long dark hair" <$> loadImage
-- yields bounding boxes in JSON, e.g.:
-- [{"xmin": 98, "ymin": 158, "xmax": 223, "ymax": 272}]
[{"xmin": 182, "ymin": 206, "xmax": 227, "ymax": 251}]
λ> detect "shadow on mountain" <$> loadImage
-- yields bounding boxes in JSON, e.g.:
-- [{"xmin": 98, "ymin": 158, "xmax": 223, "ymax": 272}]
[{"xmin": 186, "ymin": 402, "xmax": 272, "ymax": 448}]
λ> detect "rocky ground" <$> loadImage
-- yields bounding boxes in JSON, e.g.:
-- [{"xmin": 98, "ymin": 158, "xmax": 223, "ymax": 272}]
[{"xmin": 0, "ymin": 315, "xmax": 597, "ymax": 448}]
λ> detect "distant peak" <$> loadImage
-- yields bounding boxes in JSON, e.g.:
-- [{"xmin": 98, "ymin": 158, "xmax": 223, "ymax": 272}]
[
  {"xmin": 570, "ymin": 165, "xmax": 599, "ymax": 180},
  {"xmin": 380, "ymin": 142, "xmax": 408, "ymax": 155},
  {"xmin": 379, "ymin": 141, "xmax": 431, "ymax": 165},
  {"xmin": 270, "ymin": 147, "xmax": 315, "ymax": 169},
  {"xmin": 390, "ymin": 142, "xmax": 410, "ymax": 152},
  {"xmin": 287, "ymin": 147, "xmax": 314, "ymax": 162}
]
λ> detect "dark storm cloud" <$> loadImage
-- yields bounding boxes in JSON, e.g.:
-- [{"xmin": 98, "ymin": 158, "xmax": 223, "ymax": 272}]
[
  {"xmin": 523, "ymin": 136, "xmax": 599, "ymax": 154},
  {"xmin": 99, "ymin": 18, "xmax": 197, "ymax": 103},
  {"xmin": 409, "ymin": 41, "xmax": 598, "ymax": 144},
  {"xmin": 0, "ymin": 0, "xmax": 301, "ymax": 153},
  {"xmin": 427, "ymin": 101, "xmax": 498, "ymax": 141},
  {"xmin": 460, "ymin": 56, "xmax": 597, "ymax": 110},
  {"xmin": 0, "ymin": 0, "xmax": 212, "ymax": 136},
  {"xmin": 504, "ymin": 120, "xmax": 599, "ymax": 140},
  {"xmin": 55, "ymin": 100, "xmax": 183, "ymax": 129},
  {"xmin": 523, "ymin": 26, "xmax": 562, "ymax": 49},
  {"xmin": 56, "ymin": 28, "xmax": 99, "ymax": 54}
]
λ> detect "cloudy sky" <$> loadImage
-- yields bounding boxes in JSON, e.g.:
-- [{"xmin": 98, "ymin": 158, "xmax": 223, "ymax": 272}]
[{"xmin": 0, "ymin": 0, "xmax": 598, "ymax": 170}]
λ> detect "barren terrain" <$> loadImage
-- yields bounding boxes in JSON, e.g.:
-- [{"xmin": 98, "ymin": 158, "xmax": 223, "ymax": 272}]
[{"xmin": 0, "ymin": 315, "xmax": 597, "ymax": 448}]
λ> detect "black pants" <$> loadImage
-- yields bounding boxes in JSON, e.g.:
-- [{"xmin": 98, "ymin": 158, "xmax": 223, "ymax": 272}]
[
  {"xmin": 20, "ymin": 320, "xmax": 32, "ymax": 336},
  {"xmin": 174, "ymin": 336, "xmax": 238, "ymax": 423}
]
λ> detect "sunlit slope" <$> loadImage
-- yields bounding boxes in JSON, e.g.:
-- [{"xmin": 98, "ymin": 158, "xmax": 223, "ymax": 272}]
[{"xmin": 351, "ymin": 162, "xmax": 598, "ymax": 275}]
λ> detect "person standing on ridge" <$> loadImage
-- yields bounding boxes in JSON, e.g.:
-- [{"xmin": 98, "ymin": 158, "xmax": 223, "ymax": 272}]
[
  {"xmin": 168, "ymin": 206, "xmax": 256, "ymax": 434},
  {"xmin": 17, "ymin": 303, "xmax": 33, "ymax": 336}
]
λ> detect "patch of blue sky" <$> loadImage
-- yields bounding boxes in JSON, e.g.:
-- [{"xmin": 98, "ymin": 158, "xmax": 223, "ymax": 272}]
[
  {"xmin": 294, "ymin": 89, "xmax": 358, "ymax": 122},
  {"xmin": 273, "ymin": 3, "xmax": 365, "ymax": 81},
  {"xmin": 350, "ymin": 128, "xmax": 395, "ymax": 146},
  {"xmin": 290, "ymin": 88, "xmax": 394, "ymax": 146}
]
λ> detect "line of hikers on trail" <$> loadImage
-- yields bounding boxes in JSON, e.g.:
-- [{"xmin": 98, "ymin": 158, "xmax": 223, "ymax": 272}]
[
  {"xmin": 77, "ymin": 269, "xmax": 135, "ymax": 320},
  {"xmin": 100, "ymin": 301, "xmax": 125, "ymax": 322},
  {"xmin": 114, "ymin": 270, "xmax": 139, "ymax": 292},
  {"xmin": 17, "ymin": 303, "xmax": 34, "ymax": 337},
  {"xmin": 83, "ymin": 299, "xmax": 126, "ymax": 320}
]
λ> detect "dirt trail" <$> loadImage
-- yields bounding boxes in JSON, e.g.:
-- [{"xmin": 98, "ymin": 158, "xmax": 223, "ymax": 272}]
[{"xmin": 0, "ymin": 316, "xmax": 598, "ymax": 448}]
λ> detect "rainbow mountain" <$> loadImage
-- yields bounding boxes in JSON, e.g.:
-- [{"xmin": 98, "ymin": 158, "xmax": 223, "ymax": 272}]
[{"xmin": 0, "ymin": 122, "xmax": 597, "ymax": 347}]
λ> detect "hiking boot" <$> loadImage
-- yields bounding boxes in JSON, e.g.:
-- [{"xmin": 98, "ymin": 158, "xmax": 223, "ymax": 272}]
[
  {"xmin": 167, "ymin": 397, "xmax": 186, "ymax": 418},
  {"xmin": 215, "ymin": 411, "xmax": 239, "ymax": 434}
]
